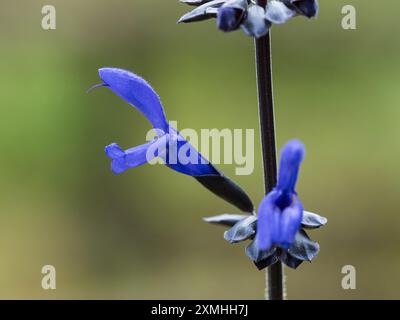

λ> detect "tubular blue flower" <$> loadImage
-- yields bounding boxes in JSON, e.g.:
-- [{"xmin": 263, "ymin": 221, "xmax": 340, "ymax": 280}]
[
  {"xmin": 98, "ymin": 68, "xmax": 216, "ymax": 176},
  {"xmin": 257, "ymin": 139, "xmax": 305, "ymax": 250},
  {"xmin": 93, "ymin": 68, "xmax": 254, "ymax": 213},
  {"xmin": 204, "ymin": 139, "xmax": 327, "ymax": 270}
]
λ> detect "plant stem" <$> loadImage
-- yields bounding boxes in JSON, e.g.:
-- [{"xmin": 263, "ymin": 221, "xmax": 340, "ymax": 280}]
[{"xmin": 254, "ymin": 0, "xmax": 284, "ymax": 300}]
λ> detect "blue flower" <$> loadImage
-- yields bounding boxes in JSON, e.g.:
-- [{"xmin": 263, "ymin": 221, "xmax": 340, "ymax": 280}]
[
  {"xmin": 257, "ymin": 139, "xmax": 305, "ymax": 250},
  {"xmin": 179, "ymin": 0, "xmax": 319, "ymax": 38},
  {"xmin": 93, "ymin": 68, "xmax": 254, "ymax": 213},
  {"xmin": 204, "ymin": 140, "xmax": 327, "ymax": 269},
  {"xmin": 98, "ymin": 68, "xmax": 215, "ymax": 176}
]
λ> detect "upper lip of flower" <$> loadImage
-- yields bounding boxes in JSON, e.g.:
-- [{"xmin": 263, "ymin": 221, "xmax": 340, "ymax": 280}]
[{"xmin": 98, "ymin": 68, "xmax": 169, "ymax": 132}]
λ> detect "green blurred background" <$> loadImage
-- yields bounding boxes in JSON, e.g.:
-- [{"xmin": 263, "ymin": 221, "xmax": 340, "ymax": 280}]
[{"xmin": 0, "ymin": 0, "xmax": 399, "ymax": 299}]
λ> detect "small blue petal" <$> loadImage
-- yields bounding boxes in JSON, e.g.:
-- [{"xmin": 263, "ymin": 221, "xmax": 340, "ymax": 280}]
[
  {"xmin": 278, "ymin": 195, "xmax": 303, "ymax": 249},
  {"xmin": 111, "ymin": 159, "xmax": 130, "ymax": 174},
  {"xmin": 98, "ymin": 68, "xmax": 169, "ymax": 132},
  {"xmin": 265, "ymin": 1, "xmax": 296, "ymax": 25},
  {"xmin": 277, "ymin": 139, "xmax": 305, "ymax": 195},
  {"xmin": 292, "ymin": 0, "xmax": 318, "ymax": 18},
  {"xmin": 256, "ymin": 191, "xmax": 281, "ymax": 250},
  {"xmin": 256, "ymin": 191, "xmax": 303, "ymax": 250},
  {"xmin": 105, "ymin": 135, "xmax": 169, "ymax": 174},
  {"xmin": 105, "ymin": 143, "xmax": 125, "ymax": 160},
  {"xmin": 123, "ymin": 141, "xmax": 158, "ymax": 168},
  {"xmin": 217, "ymin": 7, "xmax": 241, "ymax": 31}
]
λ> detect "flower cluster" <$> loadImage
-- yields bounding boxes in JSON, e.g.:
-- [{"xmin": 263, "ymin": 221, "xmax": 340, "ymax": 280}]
[
  {"xmin": 179, "ymin": 0, "xmax": 319, "ymax": 38},
  {"xmin": 204, "ymin": 140, "xmax": 327, "ymax": 269},
  {"xmin": 90, "ymin": 0, "xmax": 326, "ymax": 281},
  {"xmin": 92, "ymin": 69, "xmax": 326, "ymax": 270}
]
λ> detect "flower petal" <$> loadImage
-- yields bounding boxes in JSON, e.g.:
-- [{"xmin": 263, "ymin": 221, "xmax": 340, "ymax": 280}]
[
  {"xmin": 111, "ymin": 159, "xmax": 130, "ymax": 175},
  {"xmin": 105, "ymin": 134, "xmax": 169, "ymax": 174},
  {"xmin": 203, "ymin": 214, "xmax": 250, "ymax": 227},
  {"xmin": 217, "ymin": 0, "xmax": 248, "ymax": 32},
  {"xmin": 302, "ymin": 211, "xmax": 327, "ymax": 229},
  {"xmin": 240, "ymin": 5, "xmax": 271, "ymax": 38},
  {"xmin": 288, "ymin": 229, "xmax": 320, "ymax": 262},
  {"xmin": 280, "ymin": 250, "xmax": 304, "ymax": 269},
  {"xmin": 265, "ymin": 0, "xmax": 296, "ymax": 25},
  {"xmin": 291, "ymin": 0, "xmax": 318, "ymax": 18},
  {"xmin": 217, "ymin": 7, "xmax": 243, "ymax": 31},
  {"xmin": 246, "ymin": 239, "xmax": 278, "ymax": 270},
  {"xmin": 98, "ymin": 68, "xmax": 169, "ymax": 131},
  {"xmin": 178, "ymin": 0, "xmax": 226, "ymax": 23},
  {"xmin": 164, "ymin": 128, "xmax": 219, "ymax": 176},
  {"xmin": 277, "ymin": 139, "xmax": 305, "ymax": 195},
  {"xmin": 105, "ymin": 143, "xmax": 125, "ymax": 159},
  {"xmin": 256, "ymin": 191, "xmax": 281, "ymax": 250},
  {"xmin": 224, "ymin": 215, "xmax": 257, "ymax": 243},
  {"xmin": 278, "ymin": 195, "xmax": 303, "ymax": 249}
]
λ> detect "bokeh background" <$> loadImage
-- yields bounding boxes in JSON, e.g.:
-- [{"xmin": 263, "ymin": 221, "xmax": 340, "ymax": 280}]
[{"xmin": 0, "ymin": 0, "xmax": 398, "ymax": 299}]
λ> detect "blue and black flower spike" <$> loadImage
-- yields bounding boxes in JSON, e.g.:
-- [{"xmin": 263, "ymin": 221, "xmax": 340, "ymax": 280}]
[
  {"xmin": 178, "ymin": 0, "xmax": 318, "ymax": 38},
  {"xmin": 204, "ymin": 140, "xmax": 327, "ymax": 270},
  {"xmin": 92, "ymin": 68, "xmax": 254, "ymax": 213}
]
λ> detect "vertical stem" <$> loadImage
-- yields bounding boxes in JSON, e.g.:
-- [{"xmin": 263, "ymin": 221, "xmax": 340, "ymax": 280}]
[{"xmin": 254, "ymin": 0, "xmax": 284, "ymax": 300}]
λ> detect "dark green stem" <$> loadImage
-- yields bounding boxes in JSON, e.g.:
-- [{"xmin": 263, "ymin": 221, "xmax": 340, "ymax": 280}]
[{"xmin": 254, "ymin": 0, "xmax": 284, "ymax": 300}]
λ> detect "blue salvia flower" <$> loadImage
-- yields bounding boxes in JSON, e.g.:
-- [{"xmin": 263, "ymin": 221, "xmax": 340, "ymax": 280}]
[
  {"xmin": 179, "ymin": 0, "xmax": 318, "ymax": 38},
  {"xmin": 204, "ymin": 140, "xmax": 327, "ymax": 269},
  {"xmin": 93, "ymin": 68, "xmax": 254, "ymax": 213},
  {"xmin": 256, "ymin": 139, "xmax": 305, "ymax": 250}
]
